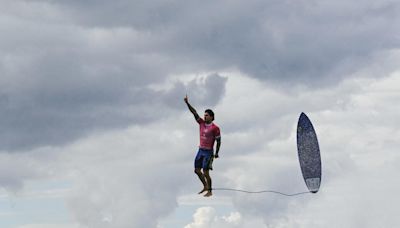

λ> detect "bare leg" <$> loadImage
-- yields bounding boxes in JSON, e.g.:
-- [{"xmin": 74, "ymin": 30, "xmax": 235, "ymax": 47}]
[
  {"xmin": 203, "ymin": 169, "xmax": 212, "ymax": 197},
  {"xmin": 195, "ymin": 168, "xmax": 207, "ymax": 194}
]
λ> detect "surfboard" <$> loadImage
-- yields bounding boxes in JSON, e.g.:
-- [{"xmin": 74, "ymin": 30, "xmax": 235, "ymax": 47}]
[{"xmin": 297, "ymin": 112, "xmax": 321, "ymax": 193}]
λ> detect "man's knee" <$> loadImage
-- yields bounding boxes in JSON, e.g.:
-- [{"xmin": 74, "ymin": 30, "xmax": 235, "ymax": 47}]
[
  {"xmin": 194, "ymin": 168, "xmax": 202, "ymax": 175},
  {"xmin": 203, "ymin": 169, "xmax": 210, "ymax": 177}
]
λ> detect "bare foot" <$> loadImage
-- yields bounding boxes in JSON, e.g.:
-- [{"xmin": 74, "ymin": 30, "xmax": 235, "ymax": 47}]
[
  {"xmin": 198, "ymin": 188, "xmax": 207, "ymax": 194},
  {"xmin": 204, "ymin": 191, "xmax": 213, "ymax": 197}
]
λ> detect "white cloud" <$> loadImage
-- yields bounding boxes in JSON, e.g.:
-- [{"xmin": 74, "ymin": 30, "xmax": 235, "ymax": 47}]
[
  {"xmin": 216, "ymin": 70, "xmax": 400, "ymax": 227},
  {"xmin": 17, "ymin": 224, "xmax": 81, "ymax": 228},
  {"xmin": 57, "ymin": 115, "xmax": 200, "ymax": 228},
  {"xmin": 184, "ymin": 207, "xmax": 241, "ymax": 228},
  {"xmin": 2, "ymin": 69, "xmax": 400, "ymax": 228},
  {"xmin": 184, "ymin": 206, "xmax": 268, "ymax": 228}
]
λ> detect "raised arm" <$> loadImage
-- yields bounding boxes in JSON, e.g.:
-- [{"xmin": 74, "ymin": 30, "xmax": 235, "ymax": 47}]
[{"xmin": 184, "ymin": 95, "xmax": 200, "ymax": 121}]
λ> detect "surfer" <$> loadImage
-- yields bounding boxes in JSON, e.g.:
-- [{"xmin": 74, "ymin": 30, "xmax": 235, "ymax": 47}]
[{"xmin": 184, "ymin": 95, "xmax": 221, "ymax": 197}]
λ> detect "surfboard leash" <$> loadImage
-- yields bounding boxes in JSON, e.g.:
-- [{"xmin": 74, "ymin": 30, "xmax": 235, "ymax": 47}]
[{"xmin": 211, "ymin": 188, "xmax": 312, "ymax": 196}]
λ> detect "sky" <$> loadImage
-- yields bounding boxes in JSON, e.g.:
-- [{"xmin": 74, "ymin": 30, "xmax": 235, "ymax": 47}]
[{"xmin": 1, "ymin": 0, "xmax": 400, "ymax": 227}]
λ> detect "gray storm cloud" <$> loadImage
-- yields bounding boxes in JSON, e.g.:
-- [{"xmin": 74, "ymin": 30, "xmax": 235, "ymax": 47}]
[
  {"xmin": 0, "ymin": 72, "xmax": 226, "ymax": 151},
  {"xmin": 48, "ymin": 0, "xmax": 400, "ymax": 83},
  {"xmin": 1, "ymin": 0, "xmax": 399, "ymax": 150},
  {"xmin": 0, "ymin": 0, "xmax": 227, "ymax": 151}
]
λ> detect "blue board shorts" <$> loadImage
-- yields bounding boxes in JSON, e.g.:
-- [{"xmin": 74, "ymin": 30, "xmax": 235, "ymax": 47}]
[{"xmin": 194, "ymin": 148, "xmax": 214, "ymax": 170}]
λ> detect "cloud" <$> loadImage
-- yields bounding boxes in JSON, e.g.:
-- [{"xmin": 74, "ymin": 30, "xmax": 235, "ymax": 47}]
[
  {"xmin": 17, "ymin": 224, "xmax": 81, "ymax": 228},
  {"xmin": 1, "ymin": 1, "xmax": 400, "ymax": 228},
  {"xmin": 58, "ymin": 115, "xmax": 199, "ymax": 228},
  {"xmin": 1, "ymin": 0, "xmax": 399, "ymax": 151},
  {"xmin": 11, "ymin": 0, "xmax": 399, "ymax": 85},
  {"xmin": 0, "ymin": 149, "xmax": 60, "ymax": 191},
  {"xmin": 184, "ymin": 207, "xmax": 242, "ymax": 228},
  {"xmin": 47, "ymin": 0, "xmax": 400, "ymax": 84},
  {"xmin": 183, "ymin": 206, "xmax": 269, "ymax": 228},
  {"xmin": 2, "ymin": 71, "xmax": 400, "ymax": 228},
  {"xmin": 1, "ymin": 0, "xmax": 230, "ymax": 151},
  {"xmin": 0, "ymin": 53, "xmax": 226, "ymax": 151},
  {"xmin": 213, "ymin": 72, "xmax": 400, "ymax": 227}
]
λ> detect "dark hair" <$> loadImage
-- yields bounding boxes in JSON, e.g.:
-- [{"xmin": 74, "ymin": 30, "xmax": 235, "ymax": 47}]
[{"xmin": 205, "ymin": 109, "xmax": 215, "ymax": 120}]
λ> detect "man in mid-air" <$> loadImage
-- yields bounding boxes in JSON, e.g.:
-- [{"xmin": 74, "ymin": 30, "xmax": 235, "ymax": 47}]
[{"xmin": 184, "ymin": 95, "xmax": 221, "ymax": 197}]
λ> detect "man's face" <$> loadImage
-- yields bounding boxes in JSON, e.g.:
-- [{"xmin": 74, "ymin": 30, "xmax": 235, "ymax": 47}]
[{"xmin": 204, "ymin": 112, "xmax": 213, "ymax": 123}]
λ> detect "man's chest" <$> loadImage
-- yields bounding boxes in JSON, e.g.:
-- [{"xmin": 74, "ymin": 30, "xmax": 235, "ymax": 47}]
[{"xmin": 200, "ymin": 125, "xmax": 215, "ymax": 137}]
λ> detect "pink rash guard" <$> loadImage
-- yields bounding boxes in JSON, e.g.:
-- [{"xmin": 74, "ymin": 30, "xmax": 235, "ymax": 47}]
[{"xmin": 197, "ymin": 118, "xmax": 221, "ymax": 150}]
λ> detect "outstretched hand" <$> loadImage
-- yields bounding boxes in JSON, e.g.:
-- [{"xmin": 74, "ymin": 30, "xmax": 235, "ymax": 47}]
[{"xmin": 184, "ymin": 94, "xmax": 188, "ymax": 103}]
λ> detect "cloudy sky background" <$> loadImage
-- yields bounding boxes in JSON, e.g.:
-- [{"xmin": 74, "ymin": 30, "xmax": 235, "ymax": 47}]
[{"xmin": 1, "ymin": 0, "xmax": 400, "ymax": 227}]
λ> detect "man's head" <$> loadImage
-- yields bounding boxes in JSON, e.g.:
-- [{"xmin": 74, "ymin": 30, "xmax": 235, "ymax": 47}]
[{"xmin": 204, "ymin": 109, "xmax": 215, "ymax": 123}]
